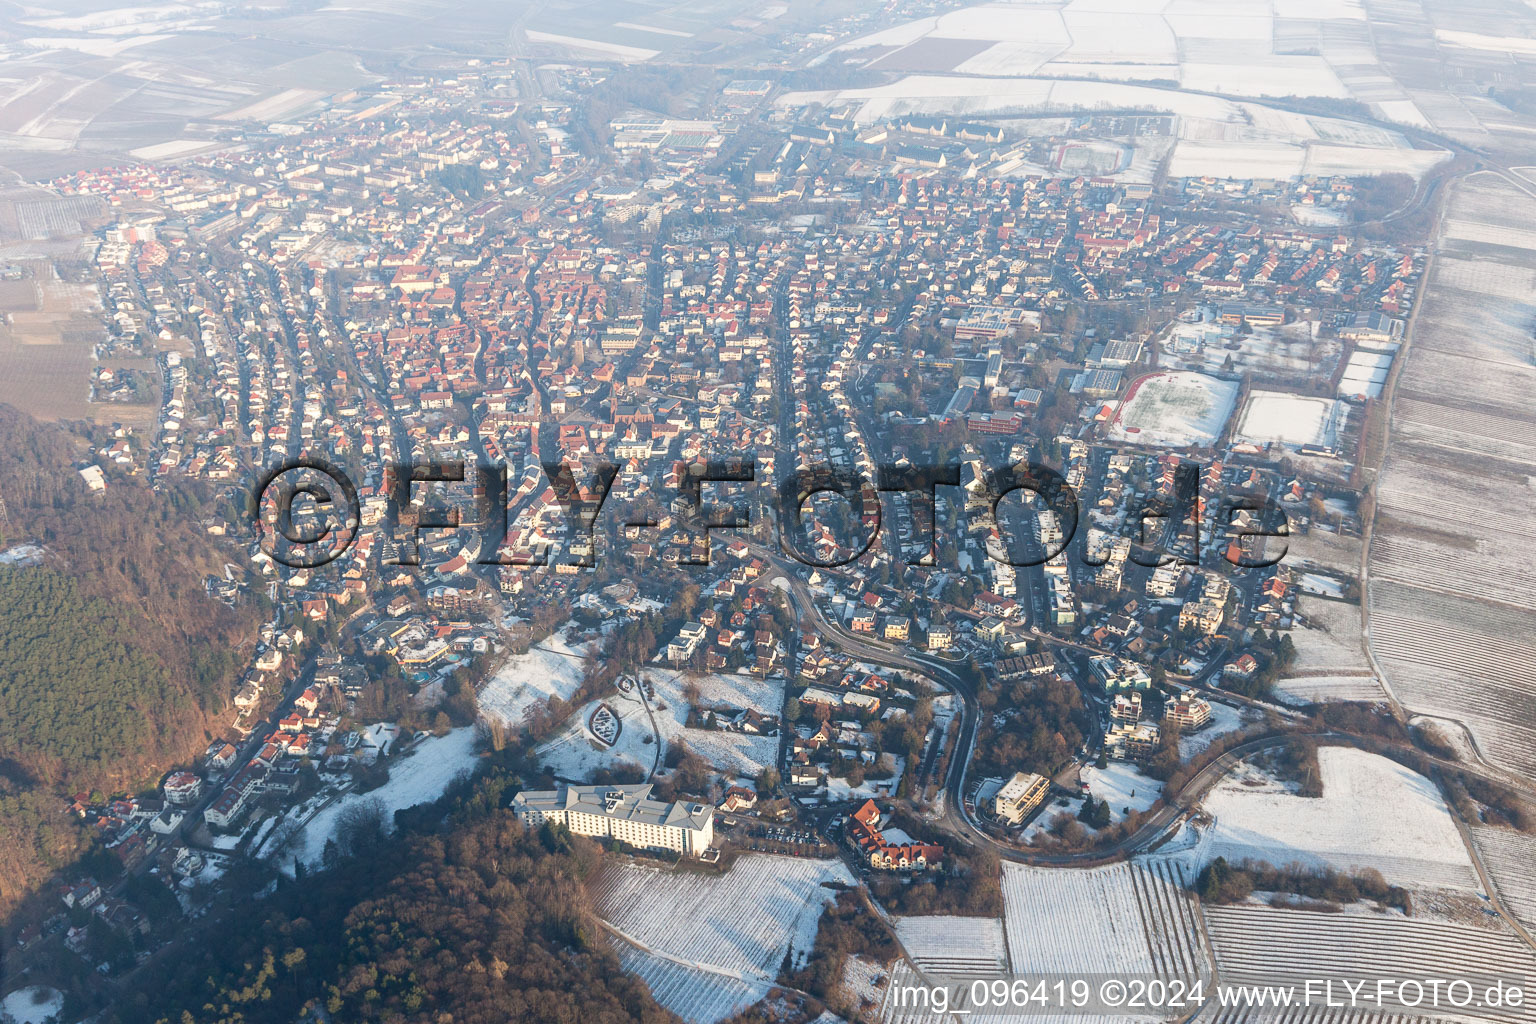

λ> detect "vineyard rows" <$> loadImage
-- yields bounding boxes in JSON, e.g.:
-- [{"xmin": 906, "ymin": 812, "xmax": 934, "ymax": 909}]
[
  {"xmin": 894, "ymin": 916, "xmax": 1008, "ymax": 974},
  {"xmin": 613, "ymin": 938, "xmax": 770, "ymax": 1024},
  {"xmin": 1471, "ymin": 825, "xmax": 1536, "ymax": 933},
  {"xmin": 1204, "ymin": 904, "xmax": 1536, "ymax": 1023},
  {"xmin": 1366, "ymin": 175, "xmax": 1536, "ymax": 783},
  {"xmin": 1203, "ymin": 1007, "xmax": 1446, "ymax": 1024},
  {"xmin": 1368, "ymin": 582, "xmax": 1536, "ymax": 778},
  {"xmin": 593, "ymin": 854, "xmax": 852, "ymax": 979},
  {"xmin": 1002, "ymin": 861, "xmax": 1209, "ymax": 982}
]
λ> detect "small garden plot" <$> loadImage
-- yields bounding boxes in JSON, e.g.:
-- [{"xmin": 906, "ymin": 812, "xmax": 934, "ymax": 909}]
[
  {"xmin": 477, "ymin": 630, "xmax": 587, "ymax": 726},
  {"xmin": 536, "ymin": 693, "xmax": 656, "ymax": 781},
  {"xmin": 593, "ymin": 854, "xmax": 854, "ymax": 980},
  {"xmin": 589, "ymin": 703, "xmax": 621, "ymax": 746},
  {"xmin": 1198, "ymin": 747, "xmax": 1479, "ymax": 892},
  {"xmin": 1106, "ymin": 371, "xmax": 1239, "ymax": 448}
]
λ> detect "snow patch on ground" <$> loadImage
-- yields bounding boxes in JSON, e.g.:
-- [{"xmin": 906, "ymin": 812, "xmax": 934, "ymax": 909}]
[
  {"xmin": 1178, "ymin": 701, "xmax": 1251, "ymax": 759},
  {"xmin": 284, "ymin": 728, "xmax": 478, "ymax": 870},
  {"xmin": 2, "ymin": 987, "xmax": 65, "ymax": 1024},
  {"xmin": 478, "ymin": 631, "xmax": 588, "ymax": 725},
  {"xmin": 535, "ymin": 692, "xmax": 657, "ymax": 780},
  {"xmin": 1081, "ymin": 761, "xmax": 1161, "ymax": 821}
]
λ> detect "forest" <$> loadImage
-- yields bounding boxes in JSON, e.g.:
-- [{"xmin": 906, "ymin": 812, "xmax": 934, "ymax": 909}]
[
  {"xmin": 0, "ymin": 405, "xmax": 261, "ymax": 921},
  {"xmin": 105, "ymin": 773, "xmax": 674, "ymax": 1024}
]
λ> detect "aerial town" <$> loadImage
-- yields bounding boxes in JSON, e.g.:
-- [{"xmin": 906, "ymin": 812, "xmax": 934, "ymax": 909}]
[{"xmin": 5, "ymin": 1, "xmax": 1536, "ymax": 1022}]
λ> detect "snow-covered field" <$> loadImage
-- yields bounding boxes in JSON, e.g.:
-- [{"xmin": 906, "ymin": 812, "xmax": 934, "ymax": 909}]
[
  {"xmin": 1002, "ymin": 861, "xmax": 1209, "ymax": 981},
  {"xmin": 1278, "ymin": 595, "xmax": 1375, "ymax": 706},
  {"xmin": 525, "ymin": 30, "xmax": 658, "ymax": 61},
  {"xmin": 1106, "ymin": 371, "xmax": 1239, "ymax": 448},
  {"xmin": 2, "ymin": 986, "xmax": 64, "ymax": 1024},
  {"xmin": 283, "ymin": 728, "xmax": 478, "ymax": 870},
  {"xmin": 649, "ymin": 668, "xmax": 786, "ymax": 717},
  {"xmin": 1234, "ymin": 391, "xmax": 1343, "ymax": 449},
  {"xmin": 478, "ymin": 631, "xmax": 588, "ymax": 726},
  {"xmin": 894, "ymin": 915, "xmax": 1008, "ymax": 973},
  {"xmin": 612, "ymin": 938, "xmax": 770, "ymax": 1024},
  {"xmin": 534, "ymin": 692, "xmax": 657, "ymax": 780},
  {"xmin": 1471, "ymin": 826, "xmax": 1536, "ymax": 934},
  {"xmin": 650, "ymin": 675, "xmax": 780, "ymax": 779},
  {"xmin": 1195, "ymin": 747, "xmax": 1479, "ymax": 892},
  {"xmin": 1178, "ymin": 701, "xmax": 1250, "ymax": 759},
  {"xmin": 593, "ymin": 854, "xmax": 854, "ymax": 980},
  {"xmin": 1081, "ymin": 762, "xmax": 1161, "ymax": 822}
]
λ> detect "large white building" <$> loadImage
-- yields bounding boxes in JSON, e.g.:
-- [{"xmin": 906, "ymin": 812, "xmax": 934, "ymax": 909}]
[{"xmin": 511, "ymin": 784, "xmax": 714, "ymax": 858}]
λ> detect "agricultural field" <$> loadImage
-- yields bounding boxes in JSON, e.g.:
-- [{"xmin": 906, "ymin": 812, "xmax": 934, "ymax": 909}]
[
  {"xmin": 611, "ymin": 938, "xmax": 771, "ymax": 1024},
  {"xmin": 592, "ymin": 854, "xmax": 854, "ymax": 981},
  {"xmin": 1277, "ymin": 595, "xmax": 1383, "ymax": 705},
  {"xmin": 1193, "ymin": 748, "xmax": 1479, "ymax": 893},
  {"xmin": 802, "ymin": 0, "xmax": 1528, "ymax": 155},
  {"xmin": 0, "ymin": 255, "xmax": 159, "ymax": 425},
  {"xmin": 1470, "ymin": 826, "xmax": 1536, "ymax": 934},
  {"xmin": 1365, "ymin": 174, "xmax": 1536, "ymax": 779},
  {"xmin": 1002, "ymin": 861, "xmax": 1209, "ymax": 982},
  {"xmin": 893, "ymin": 916, "xmax": 1008, "ymax": 974},
  {"xmin": 1204, "ymin": 904, "xmax": 1536, "ymax": 1022},
  {"xmin": 1105, "ymin": 371, "xmax": 1240, "ymax": 449}
]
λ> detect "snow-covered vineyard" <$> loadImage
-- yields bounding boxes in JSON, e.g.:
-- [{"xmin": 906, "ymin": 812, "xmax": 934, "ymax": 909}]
[
  {"xmin": 1366, "ymin": 174, "xmax": 1536, "ymax": 782},
  {"xmin": 611, "ymin": 939, "xmax": 771, "ymax": 1024},
  {"xmin": 1368, "ymin": 583, "xmax": 1536, "ymax": 780},
  {"xmin": 1202, "ymin": 1008, "xmax": 1457, "ymax": 1024},
  {"xmin": 1204, "ymin": 904, "xmax": 1536, "ymax": 1023},
  {"xmin": 893, "ymin": 915, "xmax": 1008, "ymax": 974},
  {"xmin": 1002, "ymin": 861, "xmax": 1208, "ymax": 981},
  {"xmin": 1471, "ymin": 825, "xmax": 1536, "ymax": 934},
  {"xmin": 593, "ymin": 854, "xmax": 854, "ymax": 980}
]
